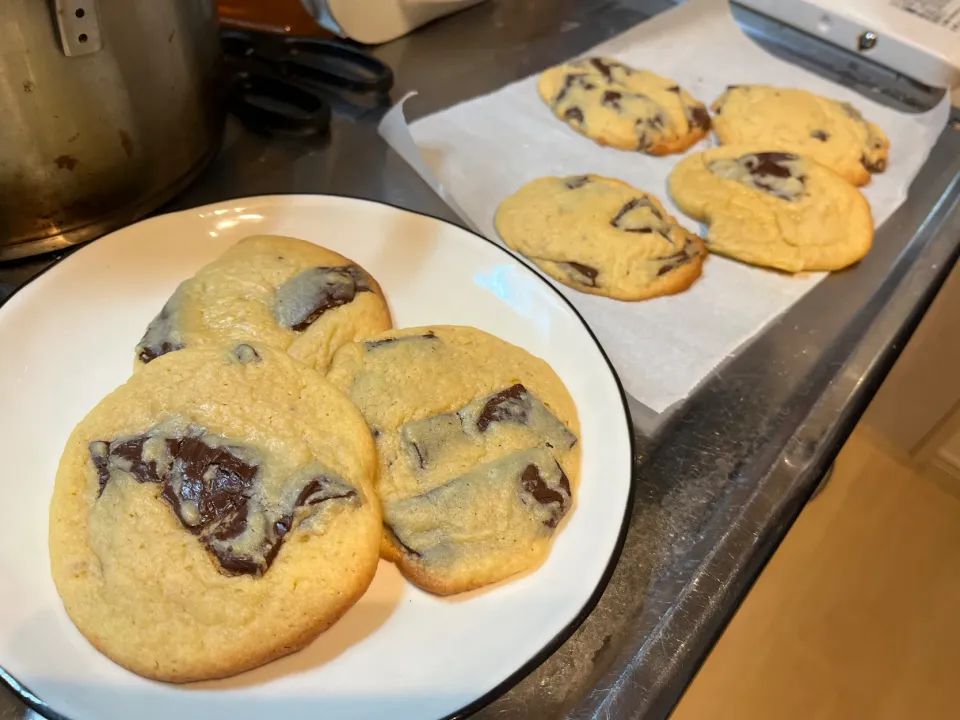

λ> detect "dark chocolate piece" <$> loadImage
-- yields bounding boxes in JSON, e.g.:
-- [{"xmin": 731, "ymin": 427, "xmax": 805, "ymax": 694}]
[
  {"xmin": 136, "ymin": 297, "xmax": 184, "ymax": 364},
  {"xmin": 666, "ymin": 85, "xmax": 680, "ymax": 93},
  {"xmin": 708, "ymin": 152, "xmax": 806, "ymax": 202},
  {"xmin": 90, "ymin": 426, "xmax": 359, "ymax": 576},
  {"xmin": 554, "ymin": 72, "xmax": 588, "ymax": 104},
  {"xmin": 564, "ymin": 175, "xmax": 591, "ymax": 190},
  {"xmin": 295, "ymin": 476, "xmax": 358, "ymax": 507},
  {"xmin": 745, "ymin": 151, "xmax": 797, "ymax": 178},
  {"xmin": 476, "ymin": 384, "xmax": 530, "ymax": 432},
  {"xmin": 384, "ymin": 448, "xmax": 573, "ymax": 565},
  {"xmin": 811, "ymin": 129, "xmax": 830, "ymax": 141},
  {"xmin": 688, "ymin": 106, "xmax": 711, "ymax": 131},
  {"xmin": 398, "ymin": 384, "xmax": 577, "ymax": 476},
  {"xmin": 109, "ymin": 437, "xmax": 163, "ymax": 485},
  {"xmin": 385, "ymin": 524, "xmax": 421, "ymax": 558},
  {"xmin": 520, "ymin": 463, "xmax": 571, "ymax": 528},
  {"xmin": 162, "ymin": 434, "xmax": 258, "ymax": 531},
  {"xmin": 364, "ymin": 331, "xmax": 439, "ymax": 350},
  {"xmin": 564, "ymin": 107, "xmax": 584, "ymax": 124},
  {"xmin": 601, "ymin": 90, "xmax": 622, "ymax": 109},
  {"xmin": 862, "ymin": 154, "xmax": 887, "ymax": 173},
  {"xmin": 89, "ymin": 441, "xmax": 111, "ymax": 496},
  {"xmin": 589, "ymin": 57, "xmax": 615, "ymax": 81},
  {"xmin": 138, "ymin": 341, "xmax": 183, "ymax": 365},
  {"xmin": 611, "ymin": 197, "xmax": 664, "ymax": 231},
  {"xmin": 563, "ymin": 261, "xmax": 599, "ymax": 287},
  {"xmin": 273, "ymin": 265, "xmax": 372, "ymax": 333}
]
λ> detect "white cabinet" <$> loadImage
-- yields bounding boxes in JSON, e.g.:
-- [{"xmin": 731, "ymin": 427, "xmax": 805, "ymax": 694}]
[{"xmin": 864, "ymin": 261, "xmax": 960, "ymax": 484}]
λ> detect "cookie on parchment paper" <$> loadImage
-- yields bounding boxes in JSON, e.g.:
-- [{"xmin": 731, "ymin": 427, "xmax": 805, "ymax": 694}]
[
  {"xmin": 495, "ymin": 174, "xmax": 705, "ymax": 301},
  {"xmin": 669, "ymin": 146, "xmax": 873, "ymax": 273}
]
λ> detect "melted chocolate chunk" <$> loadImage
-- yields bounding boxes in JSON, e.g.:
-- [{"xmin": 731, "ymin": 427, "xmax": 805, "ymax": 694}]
[
  {"xmin": 364, "ymin": 331, "xmax": 439, "ymax": 350},
  {"xmin": 90, "ymin": 426, "xmax": 359, "ymax": 575},
  {"xmin": 295, "ymin": 476, "xmax": 358, "ymax": 507},
  {"xmin": 666, "ymin": 85, "xmax": 680, "ymax": 93},
  {"xmin": 109, "ymin": 437, "xmax": 163, "ymax": 485},
  {"xmin": 601, "ymin": 90, "xmax": 622, "ymax": 109},
  {"xmin": 811, "ymin": 129, "xmax": 830, "ymax": 142},
  {"xmin": 564, "ymin": 106, "xmax": 584, "ymax": 124},
  {"xmin": 656, "ymin": 236, "xmax": 700, "ymax": 276},
  {"xmin": 564, "ymin": 175, "xmax": 591, "ymax": 190},
  {"xmin": 162, "ymin": 434, "xmax": 258, "ymax": 532},
  {"xmin": 563, "ymin": 261, "xmax": 599, "ymax": 287},
  {"xmin": 708, "ymin": 152, "xmax": 806, "ymax": 202},
  {"xmin": 136, "ymin": 297, "xmax": 185, "ymax": 364},
  {"xmin": 688, "ymin": 105, "xmax": 711, "ymax": 131},
  {"xmin": 476, "ymin": 384, "xmax": 530, "ymax": 432},
  {"xmin": 399, "ymin": 385, "xmax": 577, "ymax": 476},
  {"xmin": 89, "ymin": 441, "xmax": 111, "ymax": 496},
  {"xmin": 862, "ymin": 154, "xmax": 887, "ymax": 173},
  {"xmin": 634, "ymin": 111, "xmax": 665, "ymax": 149},
  {"xmin": 274, "ymin": 265, "xmax": 372, "ymax": 333},
  {"xmin": 656, "ymin": 253, "xmax": 692, "ymax": 276},
  {"xmin": 747, "ymin": 152, "xmax": 797, "ymax": 178},
  {"xmin": 520, "ymin": 463, "xmax": 571, "ymax": 528},
  {"xmin": 554, "ymin": 72, "xmax": 590, "ymax": 104},
  {"xmin": 657, "ymin": 262, "xmax": 678, "ymax": 277},
  {"xmin": 611, "ymin": 197, "xmax": 664, "ymax": 231},
  {"xmin": 589, "ymin": 57, "xmax": 615, "ymax": 81},
  {"xmin": 138, "ymin": 341, "xmax": 183, "ymax": 364},
  {"xmin": 384, "ymin": 447, "xmax": 572, "ymax": 566},
  {"xmin": 385, "ymin": 524, "xmax": 421, "ymax": 558},
  {"xmin": 233, "ymin": 344, "xmax": 261, "ymax": 364}
]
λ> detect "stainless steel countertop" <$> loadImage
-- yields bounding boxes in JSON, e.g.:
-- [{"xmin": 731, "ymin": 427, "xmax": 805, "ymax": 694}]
[{"xmin": 3, "ymin": 1, "xmax": 960, "ymax": 718}]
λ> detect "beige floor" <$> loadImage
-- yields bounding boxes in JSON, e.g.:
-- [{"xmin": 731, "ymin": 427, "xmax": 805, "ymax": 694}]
[{"xmin": 671, "ymin": 428, "xmax": 960, "ymax": 720}]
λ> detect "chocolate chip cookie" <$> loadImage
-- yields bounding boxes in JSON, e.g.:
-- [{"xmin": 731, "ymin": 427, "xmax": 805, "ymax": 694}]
[
  {"xmin": 495, "ymin": 174, "xmax": 706, "ymax": 301},
  {"xmin": 711, "ymin": 85, "xmax": 890, "ymax": 187},
  {"xmin": 136, "ymin": 234, "xmax": 392, "ymax": 373},
  {"xmin": 50, "ymin": 343, "xmax": 381, "ymax": 682},
  {"xmin": 326, "ymin": 326, "xmax": 580, "ymax": 596},
  {"xmin": 538, "ymin": 57, "xmax": 711, "ymax": 154},
  {"xmin": 669, "ymin": 146, "xmax": 874, "ymax": 273}
]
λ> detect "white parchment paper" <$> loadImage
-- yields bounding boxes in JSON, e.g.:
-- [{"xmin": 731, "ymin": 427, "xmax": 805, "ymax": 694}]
[{"xmin": 381, "ymin": 0, "xmax": 950, "ymax": 413}]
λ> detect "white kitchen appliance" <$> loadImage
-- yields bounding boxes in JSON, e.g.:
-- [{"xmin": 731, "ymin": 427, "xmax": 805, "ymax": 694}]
[
  {"xmin": 301, "ymin": 0, "xmax": 487, "ymax": 44},
  {"xmin": 735, "ymin": 0, "xmax": 960, "ymax": 101}
]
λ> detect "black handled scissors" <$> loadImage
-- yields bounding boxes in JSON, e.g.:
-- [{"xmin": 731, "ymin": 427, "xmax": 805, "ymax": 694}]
[{"xmin": 221, "ymin": 29, "xmax": 395, "ymax": 137}]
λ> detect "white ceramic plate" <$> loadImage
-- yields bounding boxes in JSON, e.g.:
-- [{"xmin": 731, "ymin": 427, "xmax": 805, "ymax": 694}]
[{"xmin": 0, "ymin": 195, "xmax": 633, "ymax": 720}]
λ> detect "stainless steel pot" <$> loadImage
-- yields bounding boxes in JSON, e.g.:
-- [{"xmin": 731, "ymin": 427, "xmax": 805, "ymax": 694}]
[{"xmin": 0, "ymin": 0, "xmax": 224, "ymax": 260}]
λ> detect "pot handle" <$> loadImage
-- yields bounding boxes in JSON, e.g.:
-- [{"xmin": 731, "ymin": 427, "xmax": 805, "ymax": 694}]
[{"xmin": 51, "ymin": 0, "xmax": 103, "ymax": 57}]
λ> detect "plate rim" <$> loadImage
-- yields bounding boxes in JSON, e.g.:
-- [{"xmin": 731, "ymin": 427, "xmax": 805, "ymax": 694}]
[{"xmin": 0, "ymin": 192, "xmax": 637, "ymax": 720}]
